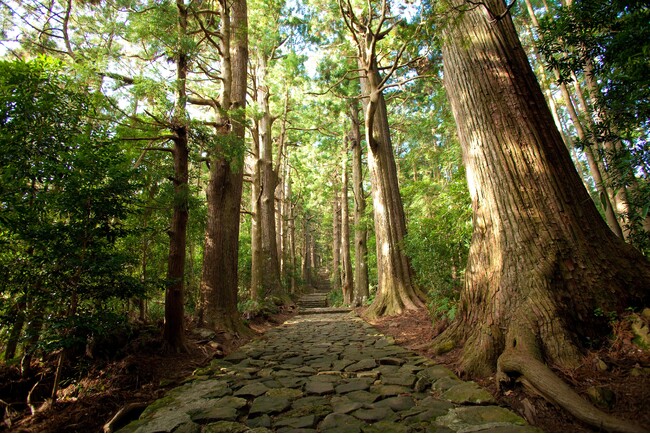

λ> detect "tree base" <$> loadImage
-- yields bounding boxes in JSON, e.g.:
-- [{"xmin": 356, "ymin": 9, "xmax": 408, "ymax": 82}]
[{"xmin": 365, "ymin": 284, "xmax": 425, "ymax": 320}]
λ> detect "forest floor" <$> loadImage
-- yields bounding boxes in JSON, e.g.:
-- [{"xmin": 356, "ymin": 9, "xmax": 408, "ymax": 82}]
[
  {"xmin": 2, "ymin": 303, "xmax": 648, "ymax": 433},
  {"xmin": 361, "ymin": 306, "xmax": 650, "ymax": 433},
  {"xmin": 0, "ymin": 307, "xmax": 298, "ymax": 433}
]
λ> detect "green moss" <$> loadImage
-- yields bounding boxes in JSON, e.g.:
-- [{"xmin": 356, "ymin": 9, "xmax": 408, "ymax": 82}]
[{"xmin": 139, "ymin": 395, "xmax": 176, "ymax": 419}]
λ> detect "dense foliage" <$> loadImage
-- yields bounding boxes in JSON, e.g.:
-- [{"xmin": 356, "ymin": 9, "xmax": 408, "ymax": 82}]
[{"xmin": 0, "ymin": 58, "xmax": 142, "ymax": 362}]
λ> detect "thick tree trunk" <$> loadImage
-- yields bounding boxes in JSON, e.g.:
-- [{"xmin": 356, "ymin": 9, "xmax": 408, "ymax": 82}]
[
  {"xmin": 350, "ymin": 102, "xmax": 369, "ymax": 305},
  {"xmin": 199, "ymin": 0, "xmax": 250, "ymax": 336},
  {"xmin": 163, "ymin": 0, "xmax": 190, "ymax": 353},
  {"xmin": 435, "ymin": 0, "xmax": 650, "ymax": 390},
  {"xmin": 523, "ymin": 0, "xmax": 624, "ymax": 238},
  {"xmin": 360, "ymin": 62, "xmax": 425, "ymax": 318},
  {"xmin": 340, "ymin": 143, "xmax": 354, "ymax": 305}
]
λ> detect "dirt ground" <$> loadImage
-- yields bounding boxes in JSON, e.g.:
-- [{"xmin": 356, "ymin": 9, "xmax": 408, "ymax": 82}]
[
  {"xmin": 361, "ymin": 306, "xmax": 650, "ymax": 433},
  {"xmin": 2, "ymin": 304, "xmax": 648, "ymax": 433},
  {"xmin": 0, "ymin": 307, "xmax": 297, "ymax": 433}
]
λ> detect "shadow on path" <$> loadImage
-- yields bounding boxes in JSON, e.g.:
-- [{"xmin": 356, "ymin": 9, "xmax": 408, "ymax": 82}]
[{"xmin": 119, "ymin": 312, "xmax": 539, "ymax": 432}]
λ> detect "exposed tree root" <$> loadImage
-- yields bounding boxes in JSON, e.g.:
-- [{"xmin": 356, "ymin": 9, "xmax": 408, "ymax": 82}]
[
  {"xmin": 365, "ymin": 286, "xmax": 425, "ymax": 320},
  {"xmin": 497, "ymin": 336, "xmax": 645, "ymax": 432}
]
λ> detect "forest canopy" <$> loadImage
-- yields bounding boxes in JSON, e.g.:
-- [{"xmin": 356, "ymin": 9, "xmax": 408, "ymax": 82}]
[{"xmin": 0, "ymin": 0, "xmax": 649, "ymax": 431}]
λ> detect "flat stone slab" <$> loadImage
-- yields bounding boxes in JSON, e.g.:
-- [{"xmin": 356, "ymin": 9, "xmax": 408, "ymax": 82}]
[
  {"xmin": 123, "ymin": 311, "xmax": 538, "ymax": 433},
  {"xmin": 305, "ymin": 381, "xmax": 335, "ymax": 395},
  {"xmin": 249, "ymin": 396, "xmax": 291, "ymax": 415}
]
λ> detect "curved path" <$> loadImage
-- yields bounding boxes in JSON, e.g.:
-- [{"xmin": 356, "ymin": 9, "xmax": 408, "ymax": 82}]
[{"xmin": 120, "ymin": 312, "xmax": 539, "ymax": 433}]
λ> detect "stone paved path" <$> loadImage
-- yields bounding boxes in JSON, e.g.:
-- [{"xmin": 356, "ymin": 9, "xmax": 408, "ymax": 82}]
[{"xmin": 120, "ymin": 312, "xmax": 539, "ymax": 433}]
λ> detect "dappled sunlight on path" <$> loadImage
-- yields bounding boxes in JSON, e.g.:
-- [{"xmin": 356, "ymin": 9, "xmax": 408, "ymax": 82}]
[{"xmin": 119, "ymin": 312, "xmax": 538, "ymax": 432}]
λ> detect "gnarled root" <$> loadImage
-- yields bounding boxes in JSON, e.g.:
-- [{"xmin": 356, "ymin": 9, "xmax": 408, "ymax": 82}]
[{"xmin": 497, "ymin": 335, "xmax": 645, "ymax": 432}]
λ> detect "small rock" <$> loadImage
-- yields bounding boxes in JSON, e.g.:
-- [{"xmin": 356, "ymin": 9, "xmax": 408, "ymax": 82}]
[
  {"xmin": 586, "ymin": 386, "xmax": 616, "ymax": 409},
  {"xmin": 356, "ymin": 371, "xmax": 380, "ymax": 380},
  {"xmin": 331, "ymin": 398, "xmax": 364, "ymax": 414},
  {"xmin": 190, "ymin": 406, "xmax": 238, "ymax": 423},
  {"xmin": 305, "ymin": 381, "xmax": 335, "ymax": 395},
  {"xmin": 246, "ymin": 414, "xmax": 271, "ymax": 428},
  {"xmin": 353, "ymin": 406, "xmax": 396, "ymax": 422},
  {"xmin": 265, "ymin": 387, "xmax": 303, "ymax": 400},
  {"xmin": 380, "ymin": 374, "xmax": 417, "ymax": 387},
  {"xmin": 203, "ymin": 421, "xmax": 248, "ymax": 432},
  {"xmin": 440, "ymin": 382, "xmax": 496, "ymax": 404},
  {"xmin": 291, "ymin": 396, "xmax": 331, "ymax": 409},
  {"xmin": 432, "ymin": 376, "xmax": 463, "ymax": 392},
  {"xmin": 375, "ymin": 395, "xmax": 415, "ymax": 411},
  {"xmin": 346, "ymin": 390, "xmax": 381, "ymax": 404},
  {"xmin": 335, "ymin": 378, "xmax": 373, "ymax": 394},
  {"xmin": 274, "ymin": 414, "xmax": 317, "ymax": 429},
  {"xmin": 319, "ymin": 413, "xmax": 364, "ymax": 433},
  {"xmin": 249, "ymin": 396, "xmax": 291, "ymax": 415},
  {"xmin": 362, "ymin": 420, "xmax": 409, "ymax": 432},
  {"xmin": 345, "ymin": 358, "xmax": 378, "ymax": 372},
  {"xmin": 369, "ymin": 384, "xmax": 412, "ymax": 397},
  {"xmin": 414, "ymin": 377, "xmax": 431, "ymax": 393},
  {"xmin": 278, "ymin": 377, "xmax": 306, "ymax": 388},
  {"xmin": 234, "ymin": 382, "xmax": 269, "ymax": 398},
  {"xmin": 224, "ymin": 351, "xmax": 249, "ymax": 363},
  {"xmin": 192, "ymin": 328, "xmax": 217, "ymax": 340},
  {"xmin": 213, "ymin": 396, "xmax": 248, "ymax": 409},
  {"xmin": 419, "ymin": 365, "xmax": 458, "ymax": 381},
  {"xmin": 378, "ymin": 357, "xmax": 405, "ymax": 366}
]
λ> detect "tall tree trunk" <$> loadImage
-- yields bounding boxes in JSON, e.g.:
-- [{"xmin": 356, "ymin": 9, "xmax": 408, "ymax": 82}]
[
  {"xmin": 523, "ymin": 0, "xmax": 623, "ymax": 238},
  {"xmin": 256, "ymin": 55, "xmax": 284, "ymax": 299},
  {"xmin": 360, "ymin": 60, "xmax": 425, "ymax": 318},
  {"xmin": 301, "ymin": 217, "xmax": 312, "ymax": 285},
  {"xmin": 163, "ymin": 0, "xmax": 190, "ymax": 353},
  {"xmin": 434, "ymin": 1, "xmax": 649, "ymax": 429},
  {"xmin": 350, "ymin": 101, "xmax": 369, "ymax": 305},
  {"xmin": 340, "ymin": 141, "xmax": 354, "ymax": 305},
  {"xmin": 331, "ymin": 178, "xmax": 342, "ymax": 291},
  {"xmin": 289, "ymin": 201, "xmax": 297, "ymax": 294},
  {"xmin": 199, "ymin": 0, "xmax": 250, "ymax": 336},
  {"xmin": 4, "ymin": 300, "xmax": 26, "ymax": 361},
  {"xmin": 250, "ymin": 130, "xmax": 263, "ymax": 301}
]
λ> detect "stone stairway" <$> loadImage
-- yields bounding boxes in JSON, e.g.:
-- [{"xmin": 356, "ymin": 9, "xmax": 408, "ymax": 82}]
[
  {"xmin": 297, "ymin": 271, "xmax": 351, "ymax": 314},
  {"xmin": 120, "ymin": 312, "xmax": 539, "ymax": 433}
]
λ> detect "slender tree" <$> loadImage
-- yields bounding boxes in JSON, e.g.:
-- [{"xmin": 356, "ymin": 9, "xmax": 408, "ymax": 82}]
[
  {"xmin": 432, "ymin": 0, "xmax": 649, "ymax": 430},
  {"xmin": 340, "ymin": 0, "xmax": 426, "ymax": 317},
  {"xmin": 340, "ymin": 140, "xmax": 354, "ymax": 304},
  {"xmin": 349, "ymin": 100, "xmax": 369, "ymax": 304}
]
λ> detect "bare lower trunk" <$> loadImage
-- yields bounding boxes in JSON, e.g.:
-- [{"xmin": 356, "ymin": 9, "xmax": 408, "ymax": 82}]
[
  {"xmin": 350, "ymin": 102, "xmax": 369, "ymax": 304},
  {"xmin": 435, "ymin": 2, "xmax": 649, "ymax": 430},
  {"xmin": 250, "ymin": 154, "xmax": 262, "ymax": 301},
  {"xmin": 341, "ymin": 143, "xmax": 354, "ymax": 305},
  {"xmin": 331, "ymin": 183, "xmax": 341, "ymax": 291},
  {"xmin": 360, "ymin": 62, "xmax": 425, "ymax": 318},
  {"xmin": 301, "ymin": 217, "xmax": 312, "ymax": 285},
  {"xmin": 199, "ymin": 0, "xmax": 250, "ymax": 336},
  {"xmin": 256, "ymin": 55, "xmax": 284, "ymax": 299},
  {"xmin": 4, "ymin": 300, "xmax": 25, "ymax": 361},
  {"xmin": 163, "ymin": 131, "xmax": 189, "ymax": 353},
  {"xmin": 163, "ymin": 0, "xmax": 190, "ymax": 353}
]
